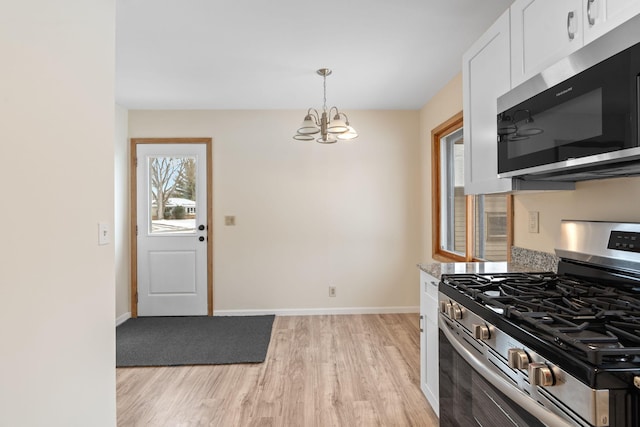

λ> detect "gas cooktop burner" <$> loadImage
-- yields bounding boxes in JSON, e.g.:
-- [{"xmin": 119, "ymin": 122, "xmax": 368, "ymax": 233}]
[{"xmin": 442, "ymin": 272, "xmax": 640, "ymax": 365}]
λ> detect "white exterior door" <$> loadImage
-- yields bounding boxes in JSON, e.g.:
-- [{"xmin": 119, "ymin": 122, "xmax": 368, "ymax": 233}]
[{"xmin": 136, "ymin": 143, "xmax": 209, "ymax": 316}]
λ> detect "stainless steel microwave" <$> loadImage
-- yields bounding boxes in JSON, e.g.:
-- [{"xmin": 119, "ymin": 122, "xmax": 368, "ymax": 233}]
[{"xmin": 497, "ymin": 15, "xmax": 640, "ymax": 182}]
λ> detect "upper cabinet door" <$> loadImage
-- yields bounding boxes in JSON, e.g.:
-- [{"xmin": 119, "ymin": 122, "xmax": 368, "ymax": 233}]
[
  {"xmin": 463, "ymin": 10, "xmax": 513, "ymax": 195},
  {"xmin": 510, "ymin": 0, "xmax": 584, "ymax": 87},
  {"xmin": 583, "ymin": 0, "xmax": 640, "ymax": 44}
]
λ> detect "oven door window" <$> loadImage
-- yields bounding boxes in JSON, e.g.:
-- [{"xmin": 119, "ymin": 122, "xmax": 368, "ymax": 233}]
[{"xmin": 439, "ymin": 330, "xmax": 545, "ymax": 427}]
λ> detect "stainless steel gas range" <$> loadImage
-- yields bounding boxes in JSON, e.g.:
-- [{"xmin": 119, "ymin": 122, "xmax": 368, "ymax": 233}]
[{"xmin": 438, "ymin": 220, "xmax": 640, "ymax": 427}]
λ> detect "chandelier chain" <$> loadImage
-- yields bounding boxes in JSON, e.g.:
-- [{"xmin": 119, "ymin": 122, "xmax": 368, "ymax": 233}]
[{"xmin": 322, "ymin": 73, "xmax": 327, "ymax": 112}]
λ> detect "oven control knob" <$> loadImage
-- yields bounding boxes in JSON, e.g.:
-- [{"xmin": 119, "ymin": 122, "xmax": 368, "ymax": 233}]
[
  {"xmin": 472, "ymin": 324, "xmax": 490, "ymax": 340},
  {"xmin": 445, "ymin": 304, "xmax": 453, "ymax": 317},
  {"xmin": 528, "ymin": 363, "xmax": 555, "ymax": 387},
  {"xmin": 440, "ymin": 301, "xmax": 449, "ymax": 313},
  {"xmin": 447, "ymin": 304, "xmax": 463, "ymax": 320},
  {"xmin": 507, "ymin": 348, "xmax": 530, "ymax": 370}
]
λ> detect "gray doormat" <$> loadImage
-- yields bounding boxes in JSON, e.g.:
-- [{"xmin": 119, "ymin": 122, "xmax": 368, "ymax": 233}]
[{"xmin": 116, "ymin": 315, "xmax": 275, "ymax": 367}]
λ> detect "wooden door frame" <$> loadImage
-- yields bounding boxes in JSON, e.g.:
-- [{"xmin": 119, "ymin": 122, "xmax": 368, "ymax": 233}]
[{"xmin": 130, "ymin": 137, "xmax": 214, "ymax": 317}]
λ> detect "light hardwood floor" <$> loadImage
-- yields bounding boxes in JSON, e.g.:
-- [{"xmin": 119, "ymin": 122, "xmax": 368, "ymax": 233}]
[{"xmin": 116, "ymin": 313, "xmax": 439, "ymax": 426}]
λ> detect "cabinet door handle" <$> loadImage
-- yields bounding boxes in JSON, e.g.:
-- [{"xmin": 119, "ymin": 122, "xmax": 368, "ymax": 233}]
[
  {"xmin": 420, "ymin": 315, "xmax": 424, "ymax": 333},
  {"xmin": 430, "ymin": 281, "xmax": 439, "ymax": 287},
  {"xmin": 567, "ymin": 11, "xmax": 576, "ymax": 40},
  {"xmin": 587, "ymin": 0, "xmax": 596, "ymax": 26}
]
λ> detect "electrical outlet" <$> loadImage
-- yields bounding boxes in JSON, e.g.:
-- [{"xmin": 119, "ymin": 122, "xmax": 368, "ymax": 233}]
[
  {"xmin": 329, "ymin": 286, "xmax": 336, "ymax": 297},
  {"xmin": 528, "ymin": 211, "xmax": 539, "ymax": 234},
  {"xmin": 225, "ymin": 215, "xmax": 236, "ymax": 226}
]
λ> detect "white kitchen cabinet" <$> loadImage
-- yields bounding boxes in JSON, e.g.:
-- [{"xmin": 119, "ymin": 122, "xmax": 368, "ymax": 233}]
[
  {"xmin": 510, "ymin": 0, "xmax": 584, "ymax": 87},
  {"xmin": 419, "ymin": 270, "xmax": 439, "ymax": 415},
  {"xmin": 463, "ymin": 0, "xmax": 638, "ymax": 195},
  {"xmin": 583, "ymin": 0, "xmax": 640, "ymax": 44},
  {"xmin": 463, "ymin": 10, "xmax": 514, "ymax": 195},
  {"xmin": 463, "ymin": 9, "xmax": 574, "ymax": 194},
  {"xmin": 510, "ymin": 0, "xmax": 640, "ymax": 87}
]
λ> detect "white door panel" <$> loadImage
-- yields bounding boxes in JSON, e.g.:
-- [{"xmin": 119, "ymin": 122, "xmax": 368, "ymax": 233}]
[{"xmin": 148, "ymin": 251, "xmax": 196, "ymax": 294}]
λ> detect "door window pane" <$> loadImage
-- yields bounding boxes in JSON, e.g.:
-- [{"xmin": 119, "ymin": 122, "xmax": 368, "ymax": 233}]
[
  {"xmin": 148, "ymin": 156, "xmax": 197, "ymax": 234},
  {"xmin": 474, "ymin": 194, "xmax": 508, "ymax": 261},
  {"xmin": 440, "ymin": 128, "xmax": 465, "ymax": 256}
]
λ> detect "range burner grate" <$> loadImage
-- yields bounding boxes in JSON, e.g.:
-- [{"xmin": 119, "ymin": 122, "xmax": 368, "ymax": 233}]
[{"xmin": 442, "ymin": 272, "xmax": 640, "ymax": 365}]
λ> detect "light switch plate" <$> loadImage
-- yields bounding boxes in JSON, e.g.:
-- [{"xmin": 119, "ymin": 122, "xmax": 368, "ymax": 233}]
[
  {"xmin": 528, "ymin": 211, "xmax": 539, "ymax": 234},
  {"xmin": 98, "ymin": 222, "xmax": 110, "ymax": 245},
  {"xmin": 225, "ymin": 216, "xmax": 236, "ymax": 226}
]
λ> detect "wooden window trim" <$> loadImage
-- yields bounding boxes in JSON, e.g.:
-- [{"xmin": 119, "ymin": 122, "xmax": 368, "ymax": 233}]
[
  {"xmin": 431, "ymin": 112, "xmax": 466, "ymax": 262},
  {"xmin": 431, "ymin": 112, "xmax": 514, "ymax": 262}
]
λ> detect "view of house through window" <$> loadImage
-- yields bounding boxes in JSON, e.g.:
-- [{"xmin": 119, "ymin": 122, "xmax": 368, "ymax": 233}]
[
  {"xmin": 474, "ymin": 195, "xmax": 508, "ymax": 261},
  {"xmin": 433, "ymin": 113, "xmax": 510, "ymax": 261}
]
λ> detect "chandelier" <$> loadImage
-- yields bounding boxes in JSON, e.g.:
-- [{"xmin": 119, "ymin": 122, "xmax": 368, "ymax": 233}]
[{"xmin": 293, "ymin": 68, "xmax": 358, "ymax": 143}]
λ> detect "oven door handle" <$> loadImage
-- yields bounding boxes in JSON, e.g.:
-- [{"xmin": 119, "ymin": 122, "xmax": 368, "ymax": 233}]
[{"xmin": 440, "ymin": 320, "xmax": 574, "ymax": 427}]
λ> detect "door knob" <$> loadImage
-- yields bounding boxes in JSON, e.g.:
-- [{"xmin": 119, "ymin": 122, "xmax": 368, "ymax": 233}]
[
  {"xmin": 199, "ymin": 236, "xmax": 205, "ymax": 242},
  {"xmin": 198, "ymin": 224, "xmax": 205, "ymax": 231}
]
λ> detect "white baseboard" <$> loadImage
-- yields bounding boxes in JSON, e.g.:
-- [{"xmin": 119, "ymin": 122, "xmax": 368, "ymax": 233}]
[
  {"xmin": 116, "ymin": 312, "xmax": 131, "ymax": 326},
  {"xmin": 213, "ymin": 306, "xmax": 419, "ymax": 317}
]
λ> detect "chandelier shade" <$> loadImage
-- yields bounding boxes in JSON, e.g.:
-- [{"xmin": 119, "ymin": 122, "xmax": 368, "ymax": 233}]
[
  {"xmin": 337, "ymin": 125, "xmax": 358, "ymax": 140},
  {"xmin": 297, "ymin": 115, "xmax": 320, "ymax": 134},
  {"xmin": 327, "ymin": 115, "xmax": 348, "ymax": 134},
  {"xmin": 293, "ymin": 68, "xmax": 358, "ymax": 143}
]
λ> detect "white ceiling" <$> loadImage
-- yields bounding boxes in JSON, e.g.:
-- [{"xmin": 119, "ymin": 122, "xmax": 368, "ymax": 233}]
[{"xmin": 116, "ymin": 0, "xmax": 513, "ymax": 110}]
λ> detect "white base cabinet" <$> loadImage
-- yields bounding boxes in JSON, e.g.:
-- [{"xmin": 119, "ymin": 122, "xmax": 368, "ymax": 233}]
[{"xmin": 419, "ymin": 271, "xmax": 439, "ymax": 416}]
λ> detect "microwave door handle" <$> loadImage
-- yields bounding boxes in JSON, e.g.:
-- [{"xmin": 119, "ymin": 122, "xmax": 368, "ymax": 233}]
[{"xmin": 439, "ymin": 320, "xmax": 575, "ymax": 427}]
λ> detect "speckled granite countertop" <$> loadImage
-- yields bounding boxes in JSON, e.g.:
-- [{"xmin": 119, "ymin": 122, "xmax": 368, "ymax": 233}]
[
  {"xmin": 418, "ymin": 261, "xmax": 542, "ymax": 278},
  {"xmin": 418, "ymin": 247, "xmax": 559, "ymax": 279}
]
